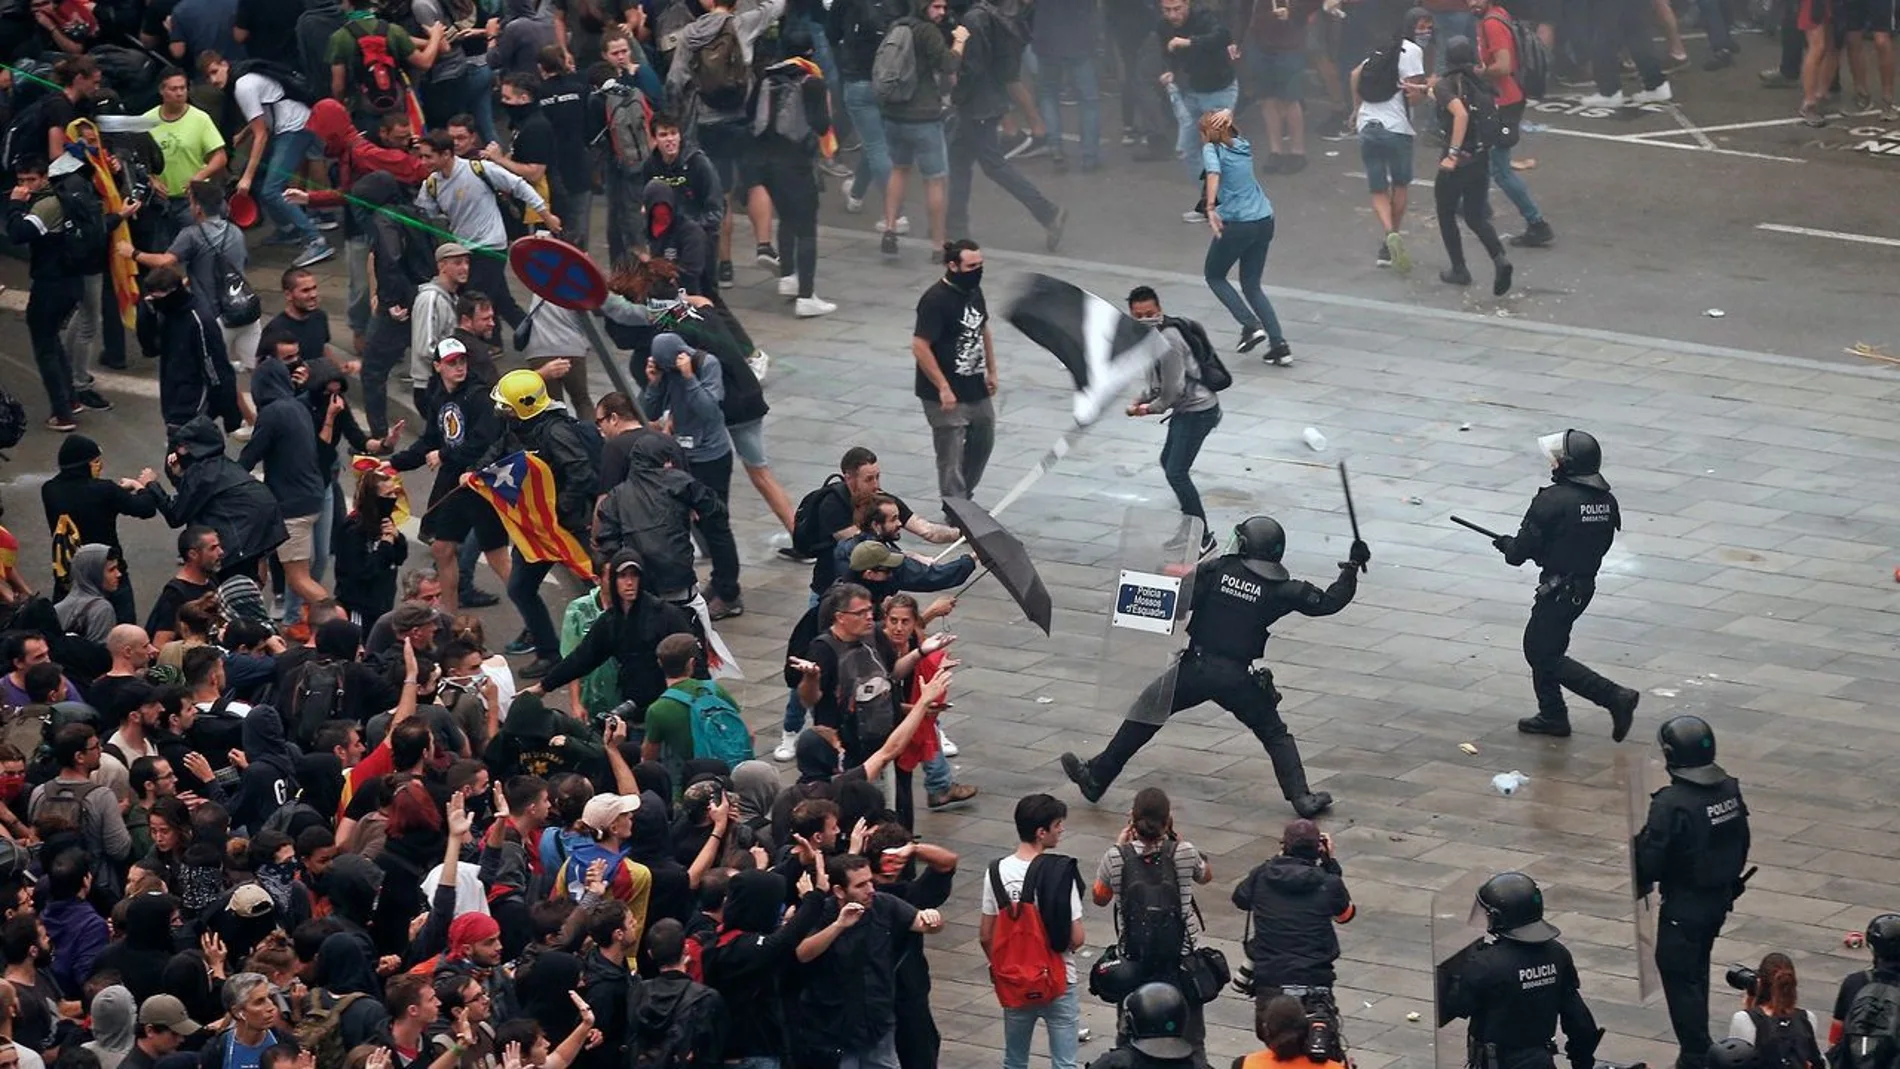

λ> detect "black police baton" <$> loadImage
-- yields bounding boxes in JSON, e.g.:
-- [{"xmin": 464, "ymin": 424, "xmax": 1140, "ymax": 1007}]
[
  {"xmin": 1338, "ymin": 461, "xmax": 1366, "ymax": 573},
  {"xmin": 1450, "ymin": 515, "xmax": 1504, "ymax": 540}
]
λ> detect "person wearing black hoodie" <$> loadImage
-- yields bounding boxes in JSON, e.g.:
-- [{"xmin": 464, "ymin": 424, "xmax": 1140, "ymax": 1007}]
[
  {"xmin": 136, "ymin": 266, "xmax": 242, "ymax": 435},
  {"xmin": 151, "ymin": 417, "xmax": 290, "ymax": 581},
  {"xmin": 943, "ymin": 0, "xmax": 1067, "ymax": 249},
  {"xmin": 310, "ymin": 931, "xmax": 393, "ymax": 1051},
  {"xmin": 40, "ymin": 435, "xmax": 160, "ymax": 616},
  {"xmin": 1230, "ymin": 818, "xmax": 1354, "ymax": 995},
  {"xmin": 232, "ymin": 707, "xmax": 300, "ymax": 834},
  {"xmin": 636, "ymin": 115, "xmax": 726, "ymax": 262},
  {"xmin": 91, "ymin": 892, "xmax": 182, "ymax": 1002},
  {"xmin": 630, "ymin": 919, "xmax": 723, "ymax": 1066},
  {"xmin": 525, "ymin": 550, "xmax": 693, "ymax": 712},
  {"xmin": 239, "ymin": 354, "xmax": 331, "ymax": 582},
  {"xmin": 702, "ymin": 870, "xmax": 821, "ymax": 1067},
  {"xmin": 593, "ymin": 434, "xmax": 735, "ymax": 605},
  {"xmin": 643, "ymin": 180, "xmax": 713, "ymax": 298},
  {"xmin": 332, "ymin": 462, "xmax": 408, "ymax": 626}
]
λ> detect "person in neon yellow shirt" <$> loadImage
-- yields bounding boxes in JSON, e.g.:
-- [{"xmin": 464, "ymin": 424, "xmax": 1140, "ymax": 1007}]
[{"xmin": 142, "ymin": 69, "xmax": 228, "ymax": 238}]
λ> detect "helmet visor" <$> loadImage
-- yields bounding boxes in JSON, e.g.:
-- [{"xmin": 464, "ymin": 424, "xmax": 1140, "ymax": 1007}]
[{"xmin": 1537, "ymin": 431, "xmax": 1567, "ymax": 463}]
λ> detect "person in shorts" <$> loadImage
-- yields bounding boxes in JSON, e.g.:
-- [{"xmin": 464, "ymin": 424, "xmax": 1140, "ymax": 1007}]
[
  {"xmin": 1245, "ymin": 0, "xmax": 1321, "ymax": 172},
  {"xmin": 1798, "ymin": 0, "xmax": 1842, "ymax": 123},
  {"xmin": 1352, "ymin": 7, "xmax": 1430, "ymax": 271},
  {"xmin": 877, "ymin": 0, "xmax": 964, "ymax": 256},
  {"xmin": 1838, "ymin": 0, "xmax": 1897, "ymax": 117}
]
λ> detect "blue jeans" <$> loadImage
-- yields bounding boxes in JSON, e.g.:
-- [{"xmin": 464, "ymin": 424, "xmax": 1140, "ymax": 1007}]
[
  {"xmin": 923, "ymin": 741, "xmax": 953, "ymax": 795},
  {"xmin": 458, "ymin": 534, "xmax": 482, "ymax": 599},
  {"xmin": 843, "ymin": 80, "xmax": 891, "ymax": 201},
  {"xmin": 260, "ymin": 128, "xmax": 320, "ymax": 243},
  {"xmin": 1487, "ymin": 103, "xmax": 1542, "ymax": 227},
  {"xmin": 1171, "ymin": 83, "xmax": 1238, "ymax": 178},
  {"xmin": 508, "ymin": 550, "xmax": 560, "ymax": 658},
  {"xmin": 1204, "ymin": 215, "xmax": 1284, "ymax": 342},
  {"xmin": 1037, "ymin": 55, "xmax": 1101, "ymax": 165},
  {"xmin": 1161, "ymin": 406, "xmax": 1221, "ymax": 522},
  {"xmin": 283, "ymin": 481, "xmax": 340, "ymax": 624},
  {"xmin": 465, "ymin": 63, "xmax": 497, "ymax": 145},
  {"xmin": 839, "ymin": 1028, "xmax": 899, "ymax": 1069},
  {"xmin": 1002, "ymin": 984, "xmax": 1080, "ymax": 1069}
]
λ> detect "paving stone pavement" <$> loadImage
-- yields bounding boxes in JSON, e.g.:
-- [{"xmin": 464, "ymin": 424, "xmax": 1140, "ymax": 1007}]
[{"xmin": 684, "ymin": 227, "xmax": 1900, "ymax": 1069}]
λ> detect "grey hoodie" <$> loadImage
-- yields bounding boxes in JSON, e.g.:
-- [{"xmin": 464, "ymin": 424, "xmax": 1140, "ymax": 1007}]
[
  {"xmin": 55, "ymin": 544, "xmax": 118, "ymax": 643},
  {"xmin": 83, "ymin": 985, "xmax": 137, "ymax": 1069},
  {"xmin": 1137, "ymin": 322, "xmax": 1220, "ymax": 416},
  {"xmin": 667, "ymin": 0, "xmax": 789, "ymax": 125}
]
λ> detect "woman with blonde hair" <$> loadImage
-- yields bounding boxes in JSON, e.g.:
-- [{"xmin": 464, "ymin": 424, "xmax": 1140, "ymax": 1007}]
[
  {"xmin": 1198, "ymin": 110, "xmax": 1290, "ymax": 366},
  {"xmin": 1727, "ymin": 952, "xmax": 1822, "ymax": 1068}
]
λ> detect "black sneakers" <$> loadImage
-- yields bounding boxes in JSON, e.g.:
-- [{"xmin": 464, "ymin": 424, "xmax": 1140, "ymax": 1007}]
[
  {"xmin": 1517, "ymin": 715, "xmax": 1572, "ymax": 737},
  {"xmin": 1291, "ymin": 792, "xmax": 1333, "ymax": 818},
  {"xmin": 1607, "ymin": 687, "xmax": 1640, "ymax": 742},
  {"xmin": 1060, "ymin": 752, "xmax": 1106, "ymax": 803}
]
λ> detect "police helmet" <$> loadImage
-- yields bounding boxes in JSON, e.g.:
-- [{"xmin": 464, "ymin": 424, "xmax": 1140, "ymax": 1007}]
[
  {"xmin": 1122, "ymin": 982, "xmax": 1193, "ymax": 1060},
  {"xmin": 1234, "ymin": 516, "xmax": 1289, "ymax": 581},
  {"xmin": 1476, "ymin": 871, "xmax": 1560, "ymax": 944},
  {"xmin": 1868, "ymin": 914, "xmax": 1900, "ymax": 965},
  {"xmin": 1706, "ymin": 1038, "xmax": 1759, "ymax": 1069},
  {"xmin": 1658, "ymin": 715, "xmax": 1727, "ymax": 787},
  {"xmin": 1089, "ymin": 952, "xmax": 1145, "ymax": 1004},
  {"xmin": 1537, "ymin": 429, "xmax": 1609, "ymax": 491}
]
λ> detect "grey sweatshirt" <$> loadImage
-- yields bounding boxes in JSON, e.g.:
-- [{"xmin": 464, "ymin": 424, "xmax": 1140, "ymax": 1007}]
[
  {"xmin": 1138, "ymin": 323, "xmax": 1220, "ymax": 415},
  {"xmin": 667, "ymin": 0, "xmax": 789, "ymax": 125},
  {"xmin": 414, "ymin": 157, "xmax": 548, "ymax": 249}
]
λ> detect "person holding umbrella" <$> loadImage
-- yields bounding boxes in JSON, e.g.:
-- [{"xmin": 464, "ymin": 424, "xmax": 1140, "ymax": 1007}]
[{"xmin": 1061, "ymin": 515, "xmax": 1367, "ymax": 818}]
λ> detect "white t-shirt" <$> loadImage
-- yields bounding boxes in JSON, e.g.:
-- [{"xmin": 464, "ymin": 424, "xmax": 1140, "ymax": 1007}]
[
  {"xmin": 1356, "ymin": 40, "xmax": 1425, "ymax": 137},
  {"xmin": 1728, "ymin": 1008, "xmax": 1821, "ymax": 1044},
  {"xmin": 233, "ymin": 72, "xmax": 311, "ymax": 136},
  {"xmin": 106, "ymin": 729, "xmax": 158, "ymax": 762},
  {"xmin": 980, "ymin": 853, "xmax": 1085, "ymax": 984}
]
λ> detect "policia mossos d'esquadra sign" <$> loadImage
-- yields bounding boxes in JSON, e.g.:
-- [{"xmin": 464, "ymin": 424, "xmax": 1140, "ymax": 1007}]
[{"xmin": 1113, "ymin": 569, "xmax": 1182, "ymax": 636}]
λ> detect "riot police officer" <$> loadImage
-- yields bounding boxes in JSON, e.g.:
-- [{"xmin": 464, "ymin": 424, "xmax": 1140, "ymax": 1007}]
[
  {"xmin": 1436, "ymin": 872, "xmax": 1601, "ymax": 1069},
  {"xmin": 1492, "ymin": 429, "xmax": 1641, "ymax": 740},
  {"xmin": 1706, "ymin": 1038, "xmax": 1759, "ymax": 1069},
  {"xmin": 1060, "ymin": 516, "xmax": 1366, "ymax": 819},
  {"xmin": 1635, "ymin": 715, "xmax": 1751, "ymax": 1069},
  {"xmin": 1087, "ymin": 983, "xmax": 1196, "ymax": 1069}
]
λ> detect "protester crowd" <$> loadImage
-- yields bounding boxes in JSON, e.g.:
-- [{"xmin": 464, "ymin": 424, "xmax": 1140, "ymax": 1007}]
[{"xmin": 0, "ymin": 0, "xmax": 1883, "ymax": 1066}]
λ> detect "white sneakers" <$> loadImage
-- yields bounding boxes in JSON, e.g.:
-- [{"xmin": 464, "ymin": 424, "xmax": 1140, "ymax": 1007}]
[
  {"xmin": 939, "ymin": 730, "xmax": 959, "ymax": 758},
  {"xmin": 874, "ymin": 216, "xmax": 911, "ymax": 235},
  {"xmin": 773, "ymin": 729, "xmax": 798, "ymax": 762},
  {"xmin": 1577, "ymin": 90, "xmax": 1626, "ymax": 108},
  {"xmin": 795, "ymin": 297, "xmax": 837, "ymax": 318},
  {"xmin": 841, "ymin": 177, "xmax": 864, "ymax": 213},
  {"xmin": 747, "ymin": 350, "xmax": 770, "ymax": 383},
  {"xmin": 1182, "ymin": 209, "xmax": 1207, "ymax": 223},
  {"xmin": 777, "ymin": 275, "xmax": 799, "ymax": 298},
  {"xmin": 1630, "ymin": 82, "xmax": 1674, "ymax": 105},
  {"xmin": 1579, "ymin": 82, "xmax": 1671, "ymax": 109}
]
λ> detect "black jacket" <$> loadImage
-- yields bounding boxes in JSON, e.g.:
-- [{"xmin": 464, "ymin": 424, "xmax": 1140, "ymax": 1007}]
[
  {"xmin": 593, "ymin": 434, "xmax": 725, "ymax": 597},
  {"xmin": 538, "ymin": 548, "xmax": 694, "ymax": 705},
  {"xmin": 41, "ymin": 442, "xmax": 159, "ymax": 563},
  {"xmin": 1231, "ymin": 854, "xmax": 1353, "ymax": 986},
  {"xmin": 479, "ymin": 408, "xmax": 598, "ymax": 538},
  {"xmin": 826, "ymin": 0, "xmax": 894, "ymax": 81},
  {"xmin": 702, "ymin": 871, "xmax": 821, "ymax": 1059},
  {"xmin": 333, "ymin": 496, "xmax": 408, "ymax": 623},
  {"xmin": 356, "ymin": 171, "xmax": 430, "ymax": 312},
  {"xmin": 636, "ymin": 147, "xmax": 725, "ymax": 233},
  {"xmin": 630, "ymin": 972, "xmax": 724, "ymax": 1067},
  {"xmin": 139, "ymin": 287, "xmax": 241, "ymax": 432},
  {"xmin": 239, "ymin": 358, "xmax": 328, "ymax": 518},
  {"xmin": 1157, "ymin": 8, "xmax": 1236, "ymax": 93},
  {"xmin": 390, "ymin": 374, "xmax": 505, "ymax": 505},
  {"xmin": 232, "ymin": 705, "xmax": 300, "ymax": 834},
  {"xmin": 304, "ymin": 357, "xmax": 377, "ymax": 480},
  {"xmin": 1497, "ymin": 478, "xmax": 1620, "ymax": 581},
  {"xmin": 953, "ymin": 0, "xmax": 1026, "ymax": 119},
  {"xmin": 643, "ymin": 179, "xmax": 713, "ymax": 294},
  {"xmin": 580, "ymin": 949, "xmax": 636, "ymax": 1069},
  {"xmin": 152, "ymin": 417, "xmax": 290, "ymax": 570}
]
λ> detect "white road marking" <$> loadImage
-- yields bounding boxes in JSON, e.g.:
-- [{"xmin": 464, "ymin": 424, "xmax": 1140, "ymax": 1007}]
[
  {"xmin": 1628, "ymin": 115, "xmax": 1810, "ymax": 138},
  {"xmin": 1665, "ymin": 104, "xmax": 1720, "ymax": 149},
  {"xmin": 1534, "ymin": 125, "xmax": 1807, "ymax": 162},
  {"xmin": 1755, "ymin": 223, "xmax": 1900, "ymax": 247}
]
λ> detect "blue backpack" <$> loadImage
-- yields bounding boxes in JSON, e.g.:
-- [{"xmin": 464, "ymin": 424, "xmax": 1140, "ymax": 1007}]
[{"xmin": 664, "ymin": 683, "xmax": 753, "ymax": 769}]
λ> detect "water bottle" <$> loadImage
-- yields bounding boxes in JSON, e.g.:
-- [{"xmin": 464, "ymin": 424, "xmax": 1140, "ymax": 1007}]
[{"xmin": 1302, "ymin": 427, "xmax": 1327, "ymax": 452}]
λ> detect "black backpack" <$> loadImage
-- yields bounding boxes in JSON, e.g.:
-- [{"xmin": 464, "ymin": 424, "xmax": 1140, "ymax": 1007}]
[
  {"xmin": 1161, "ymin": 315, "xmax": 1231, "ymax": 392},
  {"xmin": 1483, "ymin": 11, "xmax": 1550, "ymax": 99},
  {"xmin": 287, "ymin": 658, "xmax": 345, "ymax": 746},
  {"xmin": 54, "ymin": 174, "xmax": 109, "ymax": 273},
  {"xmin": 1116, "ymin": 843, "xmax": 1187, "ymax": 979},
  {"xmin": 790, "ymin": 475, "xmax": 846, "ymax": 558},
  {"xmin": 0, "ymin": 384, "xmax": 25, "ymax": 450},
  {"xmin": 1450, "ymin": 72, "xmax": 1503, "ymax": 153},
  {"xmin": 1842, "ymin": 975, "xmax": 1900, "ymax": 1069},
  {"xmin": 207, "ymin": 224, "xmax": 261, "ymax": 328},
  {"xmin": 1746, "ymin": 1008, "xmax": 1821, "ymax": 1069},
  {"xmin": 1358, "ymin": 38, "xmax": 1404, "ymax": 103},
  {"xmin": 630, "ymin": 983, "xmax": 716, "ymax": 1069},
  {"xmin": 1, "ymin": 94, "xmax": 52, "ymax": 176},
  {"xmin": 229, "ymin": 59, "xmax": 325, "ymax": 106}
]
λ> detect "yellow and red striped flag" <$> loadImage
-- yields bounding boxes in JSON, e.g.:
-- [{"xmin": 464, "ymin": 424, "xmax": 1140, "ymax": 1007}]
[{"xmin": 461, "ymin": 452, "xmax": 594, "ymax": 580}]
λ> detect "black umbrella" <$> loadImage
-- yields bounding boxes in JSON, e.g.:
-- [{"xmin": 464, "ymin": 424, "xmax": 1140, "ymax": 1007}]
[{"xmin": 942, "ymin": 497, "xmax": 1053, "ymax": 635}]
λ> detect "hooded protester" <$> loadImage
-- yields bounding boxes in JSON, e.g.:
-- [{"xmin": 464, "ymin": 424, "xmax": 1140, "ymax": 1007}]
[
  {"xmin": 492, "ymin": 0, "xmax": 555, "ymax": 75},
  {"xmin": 41, "ymin": 434, "xmax": 160, "ymax": 610},
  {"xmin": 593, "ymin": 433, "xmax": 734, "ymax": 604},
  {"xmin": 54, "ymin": 543, "xmax": 120, "ymax": 643},
  {"xmin": 232, "ymin": 709, "xmax": 300, "ymax": 834},
  {"xmin": 161, "ymin": 949, "xmax": 227, "ymax": 1028},
  {"xmin": 311, "ymin": 931, "xmax": 393, "ymax": 1051},
  {"xmin": 316, "ymin": 852, "xmax": 386, "ymax": 961},
  {"xmin": 531, "ymin": 550, "xmax": 695, "ymax": 713},
  {"xmin": 519, "ymin": 951, "xmax": 585, "ymax": 1039},
  {"xmin": 92, "ymin": 892, "xmax": 182, "ymax": 1002},
  {"xmin": 638, "ymin": 333, "xmax": 738, "ymax": 509},
  {"xmin": 152, "ymin": 416, "xmax": 290, "ymax": 579},
  {"xmin": 137, "ymin": 267, "xmax": 242, "ymax": 434},
  {"xmin": 635, "ymin": 114, "xmax": 725, "ymax": 238},
  {"xmin": 240, "ymin": 358, "xmax": 330, "ymax": 527},
  {"xmin": 642, "ymin": 180, "xmax": 712, "ymax": 297},
  {"xmin": 702, "ymin": 870, "xmax": 815, "ymax": 1067},
  {"xmin": 484, "ymin": 693, "xmax": 605, "ymax": 781},
  {"xmin": 729, "ymin": 759, "xmax": 780, "ymax": 849},
  {"xmin": 82, "ymin": 984, "xmax": 138, "ymax": 1069},
  {"xmin": 629, "ymin": 761, "xmax": 676, "ymax": 865}
]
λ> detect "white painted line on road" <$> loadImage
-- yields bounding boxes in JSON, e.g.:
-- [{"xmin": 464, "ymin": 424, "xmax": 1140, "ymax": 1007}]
[
  {"xmin": 1755, "ymin": 223, "xmax": 1900, "ymax": 248},
  {"xmin": 89, "ymin": 370, "xmax": 163, "ymax": 400},
  {"xmin": 1627, "ymin": 115, "xmax": 1809, "ymax": 138},
  {"xmin": 1666, "ymin": 104, "xmax": 1720, "ymax": 150},
  {"xmin": 1536, "ymin": 125, "xmax": 1807, "ymax": 162},
  {"xmin": 1344, "ymin": 171, "xmax": 1433, "ymax": 189}
]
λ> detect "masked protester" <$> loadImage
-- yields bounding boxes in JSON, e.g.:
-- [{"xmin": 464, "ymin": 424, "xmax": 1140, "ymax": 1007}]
[{"xmin": 41, "ymin": 434, "xmax": 160, "ymax": 614}]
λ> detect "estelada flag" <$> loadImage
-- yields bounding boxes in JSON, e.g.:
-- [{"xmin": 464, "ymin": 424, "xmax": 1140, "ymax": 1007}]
[
  {"xmin": 462, "ymin": 451, "xmax": 594, "ymax": 580},
  {"xmin": 65, "ymin": 119, "xmax": 138, "ymax": 329}
]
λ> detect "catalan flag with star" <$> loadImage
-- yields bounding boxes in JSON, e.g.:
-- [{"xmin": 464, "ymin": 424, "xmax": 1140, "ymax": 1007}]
[{"xmin": 462, "ymin": 452, "xmax": 594, "ymax": 580}]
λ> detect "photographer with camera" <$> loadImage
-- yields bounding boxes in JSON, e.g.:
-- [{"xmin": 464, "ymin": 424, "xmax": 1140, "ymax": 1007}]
[
  {"xmin": 1238, "ymin": 994, "xmax": 1350, "ymax": 1069},
  {"xmin": 1723, "ymin": 953, "xmax": 1821, "ymax": 1069},
  {"xmin": 1435, "ymin": 872, "xmax": 1602, "ymax": 1069},
  {"xmin": 1828, "ymin": 914, "xmax": 1900, "ymax": 1069},
  {"xmin": 1230, "ymin": 819, "xmax": 1353, "ymax": 1060},
  {"xmin": 1635, "ymin": 715, "xmax": 1752, "ymax": 1069}
]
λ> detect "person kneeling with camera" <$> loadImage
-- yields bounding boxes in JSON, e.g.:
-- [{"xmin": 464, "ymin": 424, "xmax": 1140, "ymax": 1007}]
[
  {"xmin": 1725, "ymin": 953, "xmax": 1822, "ymax": 1068},
  {"xmin": 1235, "ymin": 995, "xmax": 1349, "ymax": 1069}
]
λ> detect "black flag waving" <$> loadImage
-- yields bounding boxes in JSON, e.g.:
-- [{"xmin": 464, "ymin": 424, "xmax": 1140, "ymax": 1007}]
[{"xmin": 1006, "ymin": 273, "xmax": 1171, "ymax": 426}]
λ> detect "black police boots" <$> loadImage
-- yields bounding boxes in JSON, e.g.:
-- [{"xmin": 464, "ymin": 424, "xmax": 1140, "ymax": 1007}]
[
  {"xmin": 1292, "ymin": 792, "xmax": 1333, "ymax": 818},
  {"xmin": 1608, "ymin": 687, "xmax": 1640, "ymax": 742},
  {"xmin": 1518, "ymin": 715, "xmax": 1572, "ymax": 737},
  {"xmin": 1060, "ymin": 753, "xmax": 1107, "ymax": 804}
]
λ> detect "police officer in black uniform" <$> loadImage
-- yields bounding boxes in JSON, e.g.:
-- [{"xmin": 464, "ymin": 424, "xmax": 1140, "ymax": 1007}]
[
  {"xmin": 1706, "ymin": 1038, "xmax": 1759, "ymax": 1069},
  {"xmin": 1060, "ymin": 516, "xmax": 1366, "ymax": 819},
  {"xmin": 1087, "ymin": 983, "xmax": 1196, "ymax": 1069},
  {"xmin": 1436, "ymin": 872, "xmax": 1602, "ymax": 1069},
  {"xmin": 1635, "ymin": 715, "xmax": 1751, "ymax": 1069},
  {"xmin": 1492, "ymin": 429, "xmax": 1642, "ymax": 740}
]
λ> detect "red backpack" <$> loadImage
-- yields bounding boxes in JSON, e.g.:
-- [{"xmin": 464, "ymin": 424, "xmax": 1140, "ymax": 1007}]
[
  {"xmin": 346, "ymin": 19, "xmax": 407, "ymax": 114},
  {"xmin": 988, "ymin": 858, "xmax": 1069, "ymax": 1008}
]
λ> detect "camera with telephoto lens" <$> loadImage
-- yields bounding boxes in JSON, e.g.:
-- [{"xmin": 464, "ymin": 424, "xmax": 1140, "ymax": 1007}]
[
  {"xmin": 1232, "ymin": 963, "xmax": 1257, "ymax": 998},
  {"xmin": 601, "ymin": 699, "xmax": 641, "ymax": 732},
  {"xmin": 1725, "ymin": 965, "xmax": 1759, "ymax": 995}
]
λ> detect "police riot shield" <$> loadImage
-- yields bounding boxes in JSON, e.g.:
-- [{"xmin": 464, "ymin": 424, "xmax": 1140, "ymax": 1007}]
[
  {"xmin": 1619, "ymin": 749, "xmax": 1664, "ymax": 1002},
  {"xmin": 1095, "ymin": 509, "xmax": 1204, "ymax": 727},
  {"xmin": 1431, "ymin": 873, "xmax": 1495, "ymax": 1069}
]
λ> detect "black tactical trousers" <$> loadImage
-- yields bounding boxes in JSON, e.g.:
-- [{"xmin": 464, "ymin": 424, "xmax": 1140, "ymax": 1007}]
[
  {"xmin": 1523, "ymin": 578, "xmax": 1620, "ymax": 721},
  {"xmin": 1657, "ymin": 913, "xmax": 1723, "ymax": 1067},
  {"xmin": 1089, "ymin": 650, "xmax": 1311, "ymax": 800}
]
